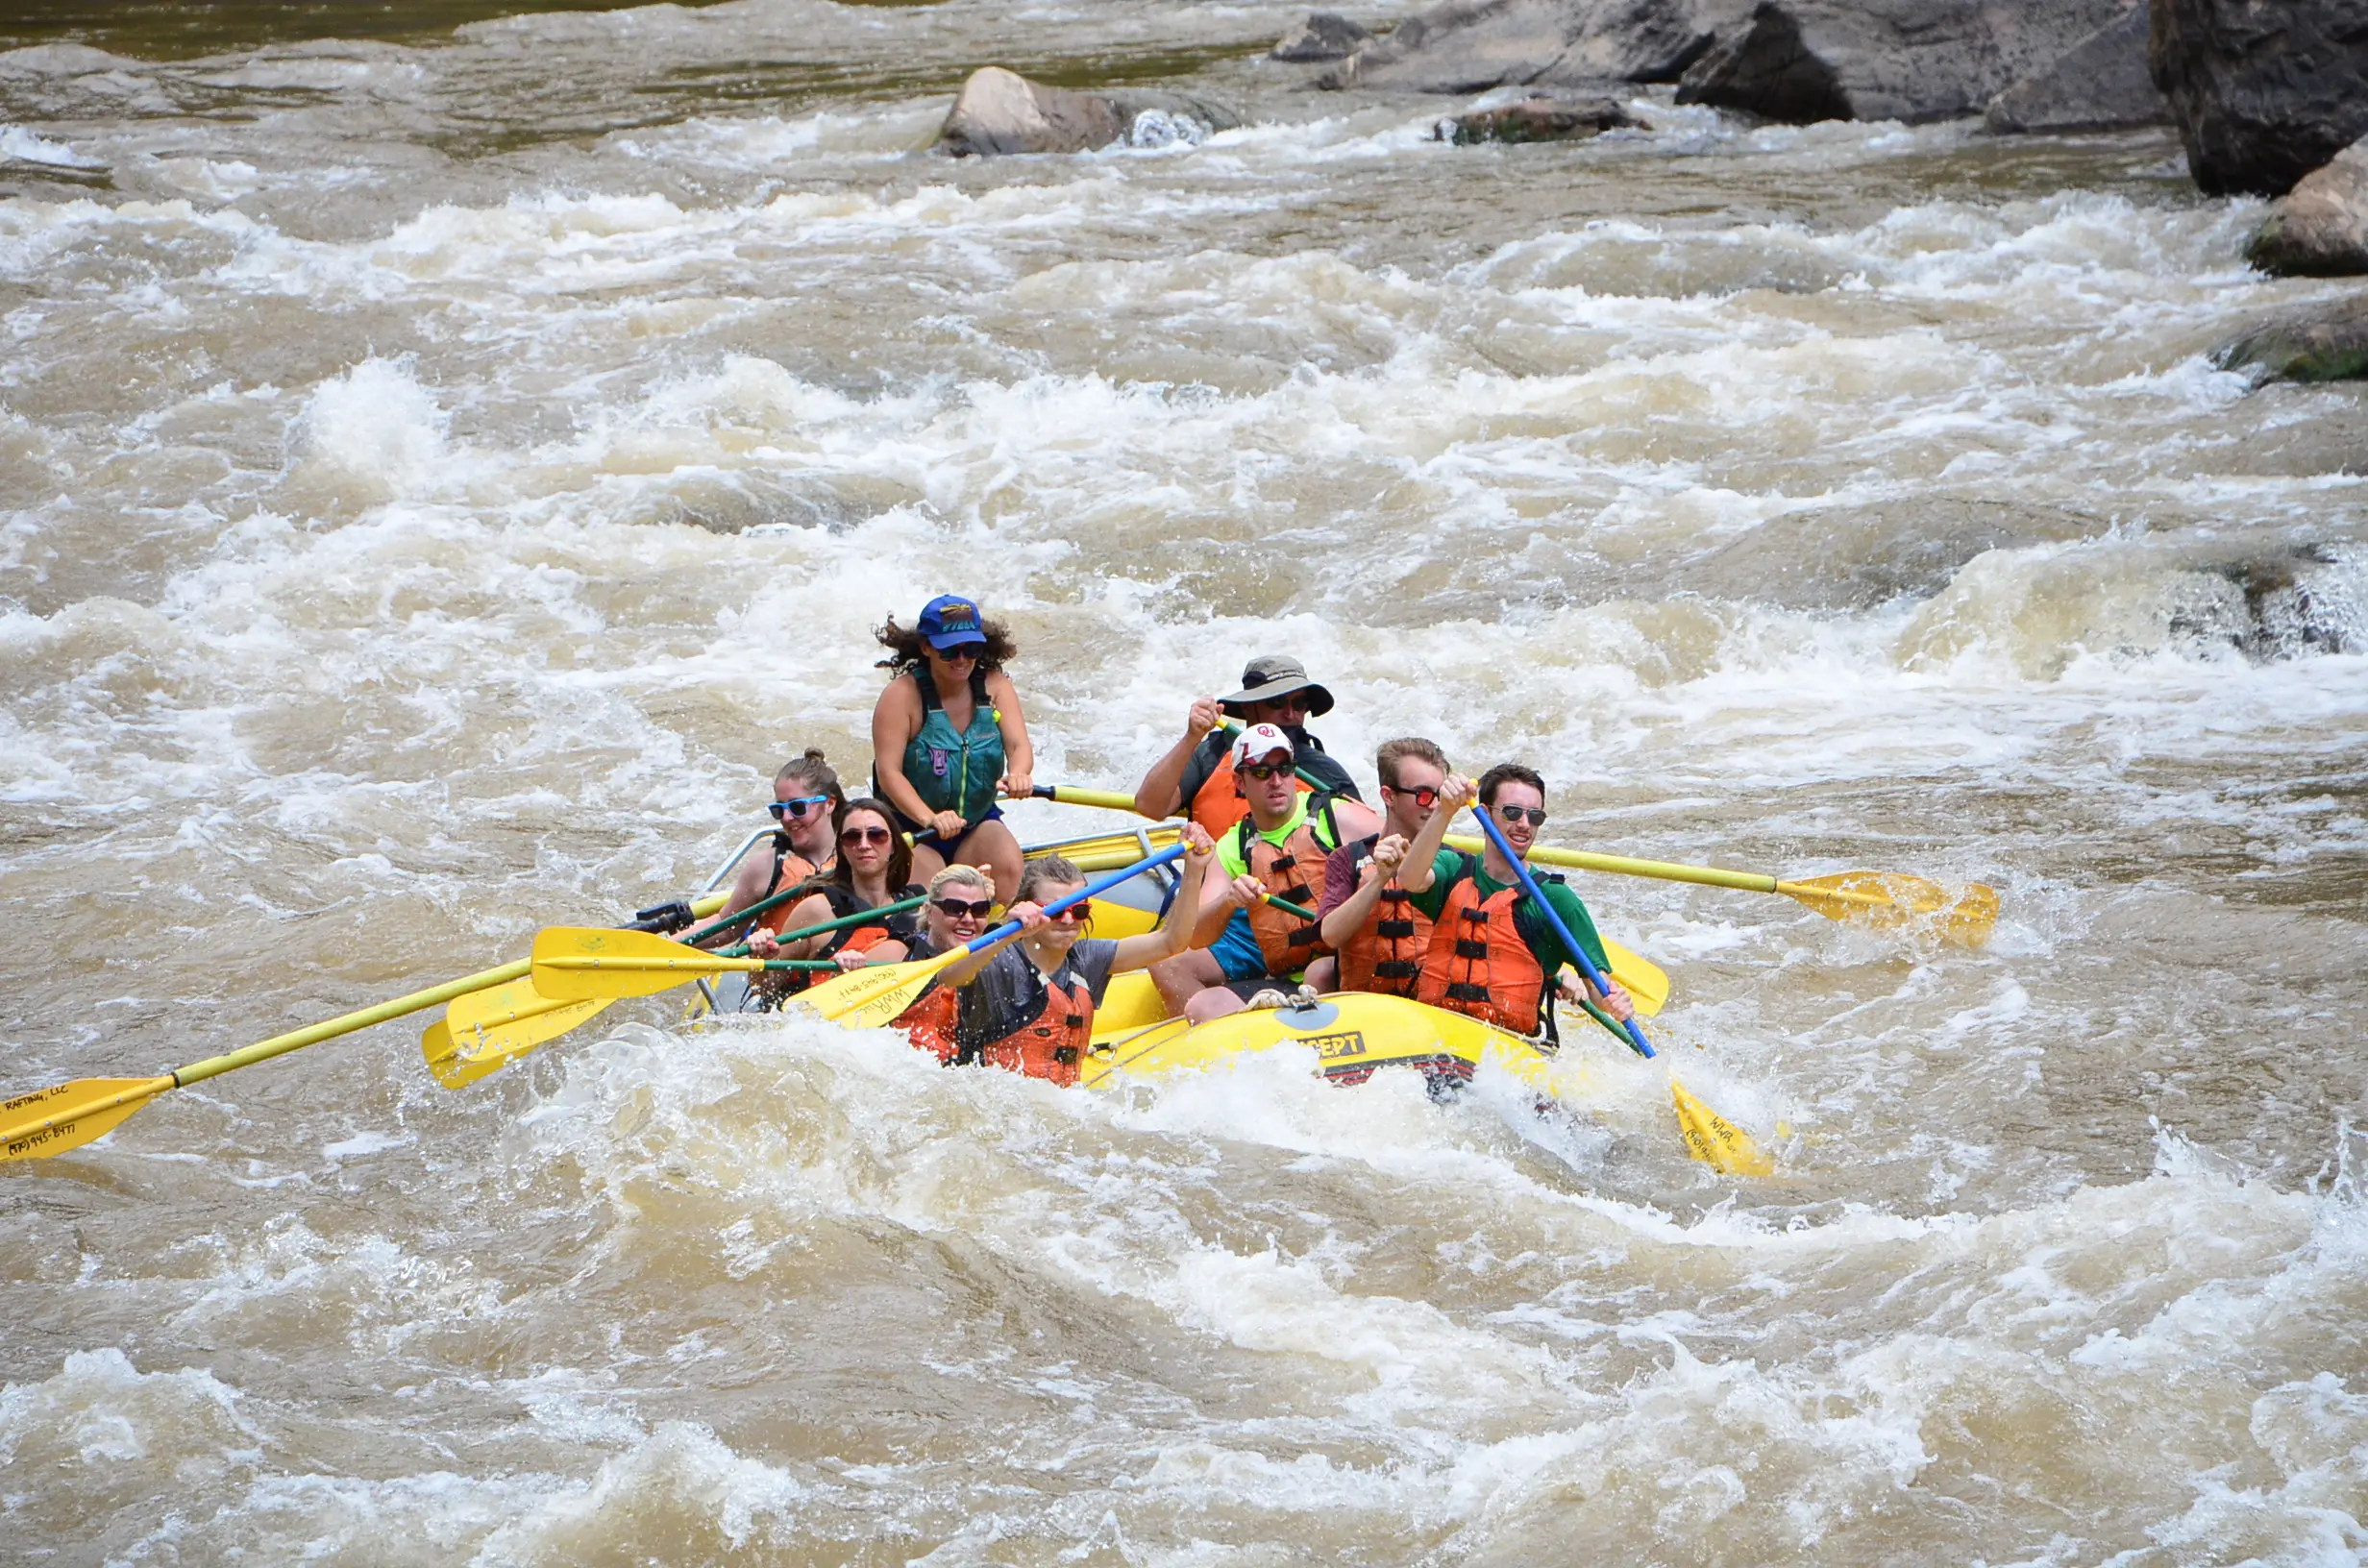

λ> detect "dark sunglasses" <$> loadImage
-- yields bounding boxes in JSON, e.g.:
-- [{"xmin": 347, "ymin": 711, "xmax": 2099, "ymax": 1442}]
[
  {"xmin": 1047, "ymin": 902, "xmax": 1092, "ymax": 922},
  {"xmin": 932, "ymin": 897, "xmax": 995, "ymax": 919},
  {"xmin": 1385, "ymin": 784, "xmax": 1440, "ymax": 809},
  {"xmin": 841, "ymin": 825, "xmax": 894, "ymax": 846},
  {"xmin": 768, "ymin": 795, "xmax": 830, "ymax": 821},
  {"xmin": 1238, "ymin": 761, "xmax": 1293, "ymax": 782},
  {"xmin": 1495, "ymin": 804, "xmax": 1547, "ymax": 827}
]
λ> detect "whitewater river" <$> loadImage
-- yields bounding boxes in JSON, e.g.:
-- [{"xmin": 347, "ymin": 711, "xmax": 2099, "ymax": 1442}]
[{"xmin": 3, "ymin": 0, "xmax": 2366, "ymax": 1560}]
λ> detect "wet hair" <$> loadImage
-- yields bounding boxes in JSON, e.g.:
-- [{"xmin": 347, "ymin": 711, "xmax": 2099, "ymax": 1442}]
[
  {"xmin": 1015, "ymin": 853, "xmax": 1084, "ymax": 907},
  {"xmin": 874, "ymin": 615, "xmax": 1019, "ymax": 676},
  {"xmin": 818, "ymin": 796, "xmax": 913, "ymax": 896},
  {"xmin": 1476, "ymin": 762, "xmax": 1545, "ymax": 808},
  {"xmin": 927, "ymin": 864, "xmax": 993, "ymax": 899},
  {"xmin": 774, "ymin": 747, "xmax": 844, "ymax": 806},
  {"xmin": 1375, "ymin": 737, "xmax": 1449, "ymax": 792}
]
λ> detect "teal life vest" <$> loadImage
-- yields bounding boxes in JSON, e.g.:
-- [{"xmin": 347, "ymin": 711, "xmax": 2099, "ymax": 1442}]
[{"xmin": 904, "ymin": 666, "xmax": 1004, "ymax": 825}]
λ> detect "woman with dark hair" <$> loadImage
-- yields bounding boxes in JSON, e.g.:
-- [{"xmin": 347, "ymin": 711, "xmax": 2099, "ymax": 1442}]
[
  {"xmin": 746, "ymin": 797, "xmax": 924, "ymax": 1001},
  {"xmin": 870, "ymin": 594, "xmax": 1034, "ymax": 905}
]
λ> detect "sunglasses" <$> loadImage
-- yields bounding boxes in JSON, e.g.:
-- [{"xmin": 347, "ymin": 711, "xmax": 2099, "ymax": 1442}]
[
  {"xmin": 1385, "ymin": 784, "xmax": 1440, "ymax": 809},
  {"xmin": 841, "ymin": 825, "xmax": 894, "ymax": 846},
  {"xmin": 768, "ymin": 795, "xmax": 831, "ymax": 821},
  {"xmin": 1495, "ymin": 805, "xmax": 1547, "ymax": 827},
  {"xmin": 1238, "ymin": 761, "xmax": 1293, "ymax": 782},
  {"xmin": 932, "ymin": 896, "xmax": 995, "ymax": 919},
  {"xmin": 932, "ymin": 645, "xmax": 980, "ymax": 661},
  {"xmin": 1252, "ymin": 695, "xmax": 1310, "ymax": 712},
  {"xmin": 1047, "ymin": 903, "xmax": 1092, "ymax": 922}
]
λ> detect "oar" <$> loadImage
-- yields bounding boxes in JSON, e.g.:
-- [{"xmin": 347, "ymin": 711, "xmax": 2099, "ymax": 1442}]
[
  {"xmin": 1040, "ymin": 783, "xmax": 1992, "ymax": 945},
  {"xmin": 799, "ymin": 847, "xmax": 1189, "ymax": 1030},
  {"xmin": 428, "ymin": 895, "xmax": 925, "ymax": 1089},
  {"xmin": 1468, "ymin": 803, "xmax": 1770, "ymax": 1177},
  {"xmin": 1443, "ymin": 837, "xmax": 1996, "ymax": 946},
  {"xmin": 2, "ymin": 962, "xmax": 554, "ymax": 1163}
]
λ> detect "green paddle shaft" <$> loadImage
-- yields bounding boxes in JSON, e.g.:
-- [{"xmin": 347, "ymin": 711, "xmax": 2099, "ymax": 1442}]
[{"xmin": 716, "ymin": 894, "xmax": 927, "ymax": 958}]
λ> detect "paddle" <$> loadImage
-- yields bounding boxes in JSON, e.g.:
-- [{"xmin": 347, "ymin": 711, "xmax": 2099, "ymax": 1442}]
[
  {"xmin": 427, "ymin": 895, "xmax": 926, "ymax": 1088},
  {"xmin": 1441, "ymin": 837, "xmax": 1996, "ymax": 946},
  {"xmin": 798, "ymin": 846, "xmax": 1189, "ymax": 1030},
  {"xmin": 1036, "ymin": 782, "xmax": 1992, "ymax": 945},
  {"xmin": 3, "ymin": 962, "xmax": 542, "ymax": 1163},
  {"xmin": 1468, "ymin": 801, "xmax": 1770, "ymax": 1177}
]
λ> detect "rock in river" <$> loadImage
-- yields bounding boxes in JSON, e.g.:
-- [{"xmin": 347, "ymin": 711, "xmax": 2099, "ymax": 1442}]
[
  {"xmin": 2248, "ymin": 135, "xmax": 2368, "ymax": 277},
  {"xmin": 2149, "ymin": 0, "xmax": 2368, "ymax": 196},
  {"xmin": 2216, "ymin": 294, "xmax": 2368, "ymax": 384},
  {"xmin": 1433, "ymin": 94, "xmax": 1646, "ymax": 142},
  {"xmin": 1674, "ymin": 0, "xmax": 2131, "ymax": 124},
  {"xmin": 937, "ymin": 66, "xmax": 1241, "ymax": 157},
  {"xmin": 1319, "ymin": 0, "xmax": 1737, "ymax": 94},
  {"xmin": 1271, "ymin": 12, "xmax": 1373, "ymax": 61},
  {"xmin": 1985, "ymin": 1, "xmax": 2168, "ymax": 134}
]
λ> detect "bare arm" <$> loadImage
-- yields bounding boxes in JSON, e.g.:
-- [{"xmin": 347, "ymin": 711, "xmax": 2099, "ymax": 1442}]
[
  {"xmin": 1112, "ymin": 825, "xmax": 1216, "ymax": 971},
  {"xmin": 682, "ymin": 852, "xmax": 773, "ymax": 947},
  {"xmin": 869, "ymin": 677, "xmax": 937, "ymax": 829},
  {"xmin": 1131, "ymin": 698, "xmax": 1221, "ymax": 819},
  {"xmin": 1318, "ymin": 835, "xmax": 1406, "ymax": 949},
  {"xmin": 1394, "ymin": 774, "xmax": 1476, "ymax": 895},
  {"xmin": 988, "ymin": 670, "xmax": 1034, "ymax": 796}
]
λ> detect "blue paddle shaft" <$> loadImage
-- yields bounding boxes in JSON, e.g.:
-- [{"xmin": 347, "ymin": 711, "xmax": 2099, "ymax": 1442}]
[
  {"xmin": 959, "ymin": 843, "xmax": 1189, "ymax": 956},
  {"xmin": 1470, "ymin": 806, "xmax": 1656, "ymax": 1061}
]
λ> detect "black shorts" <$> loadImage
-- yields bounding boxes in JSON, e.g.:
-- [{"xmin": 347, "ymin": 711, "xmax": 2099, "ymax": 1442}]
[{"xmin": 884, "ymin": 801, "xmax": 1006, "ymax": 861}]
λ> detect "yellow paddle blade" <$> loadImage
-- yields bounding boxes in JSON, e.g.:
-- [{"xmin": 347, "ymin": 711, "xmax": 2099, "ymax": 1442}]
[
  {"xmin": 1, "ymin": 1076, "xmax": 174, "ymax": 1162},
  {"xmin": 1777, "ymin": 872, "xmax": 1998, "ymax": 947},
  {"xmin": 801, "ymin": 948, "xmax": 965, "ymax": 1030},
  {"xmin": 528, "ymin": 926, "xmax": 757, "ymax": 1001},
  {"xmin": 1670, "ymin": 1080, "xmax": 1773, "ymax": 1176},
  {"xmin": 1600, "ymin": 938, "xmax": 1667, "ymax": 1018},
  {"xmin": 423, "ymin": 978, "xmax": 614, "ymax": 1090}
]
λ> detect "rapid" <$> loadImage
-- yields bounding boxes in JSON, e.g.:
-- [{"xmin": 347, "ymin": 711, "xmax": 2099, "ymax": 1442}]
[{"xmin": 3, "ymin": 0, "xmax": 2366, "ymax": 1560}]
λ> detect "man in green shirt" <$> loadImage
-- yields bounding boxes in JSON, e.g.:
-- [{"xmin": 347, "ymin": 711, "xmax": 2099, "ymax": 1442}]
[{"xmin": 1395, "ymin": 763, "xmax": 1634, "ymax": 1038}]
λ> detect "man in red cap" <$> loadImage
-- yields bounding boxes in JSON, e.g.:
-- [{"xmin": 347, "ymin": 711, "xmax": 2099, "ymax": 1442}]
[
  {"xmin": 1131, "ymin": 654, "xmax": 1365, "ymax": 837},
  {"xmin": 1148, "ymin": 723, "xmax": 1367, "ymax": 1021}
]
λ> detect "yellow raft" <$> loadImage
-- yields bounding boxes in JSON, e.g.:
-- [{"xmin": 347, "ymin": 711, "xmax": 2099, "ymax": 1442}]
[{"xmin": 1076, "ymin": 985, "xmax": 1603, "ymax": 1100}]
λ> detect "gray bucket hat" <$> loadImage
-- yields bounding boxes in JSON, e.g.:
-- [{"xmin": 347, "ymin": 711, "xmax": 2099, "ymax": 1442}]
[{"xmin": 1220, "ymin": 654, "xmax": 1335, "ymax": 718}]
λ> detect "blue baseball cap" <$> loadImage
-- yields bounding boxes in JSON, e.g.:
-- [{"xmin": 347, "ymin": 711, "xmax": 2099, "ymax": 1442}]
[{"xmin": 916, "ymin": 594, "xmax": 988, "ymax": 650}]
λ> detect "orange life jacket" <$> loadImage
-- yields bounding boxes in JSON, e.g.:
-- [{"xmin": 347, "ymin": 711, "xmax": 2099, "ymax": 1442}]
[
  {"xmin": 896, "ymin": 981, "xmax": 960, "ymax": 1065},
  {"xmin": 1334, "ymin": 836, "xmax": 1432, "ymax": 998},
  {"xmin": 1233, "ymin": 803, "xmax": 1338, "ymax": 977},
  {"xmin": 1416, "ymin": 862, "xmax": 1549, "ymax": 1036},
  {"xmin": 754, "ymin": 835, "xmax": 829, "ymax": 937},
  {"xmin": 1191, "ymin": 760, "xmax": 1317, "ymax": 837},
  {"xmin": 971, "ymin": 963, "xmax": 1093, "ymax": 1087},
  {"xmin": 772, "ymin": 883, "xmax": 915, "ymax": 997}
]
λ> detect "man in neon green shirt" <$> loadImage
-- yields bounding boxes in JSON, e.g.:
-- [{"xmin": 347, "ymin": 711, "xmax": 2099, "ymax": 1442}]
[{"xmin": 1148, "ymin": 723, "xmax": 1374, "ymax": 1022}]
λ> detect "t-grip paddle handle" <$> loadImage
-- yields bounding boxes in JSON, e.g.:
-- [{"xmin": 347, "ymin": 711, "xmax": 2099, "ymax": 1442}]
[
  {"xmin": 958, "ymin": 844, "xmax": 1189, "ymax": 956},
  {"xmin": 1470, "ymin": 804, "xmax": 1656, "ymax": 1061}
]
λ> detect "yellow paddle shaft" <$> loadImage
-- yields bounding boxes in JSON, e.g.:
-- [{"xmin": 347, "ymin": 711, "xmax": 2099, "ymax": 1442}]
[{"xmin": 1442, "ymin": 836, "xmax": 1782, "ymax": 895}]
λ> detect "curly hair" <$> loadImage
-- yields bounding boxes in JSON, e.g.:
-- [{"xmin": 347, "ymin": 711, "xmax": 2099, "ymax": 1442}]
[{"xmin": 874, "ymin": 614, "xmax": 1019, "ymax": 675}]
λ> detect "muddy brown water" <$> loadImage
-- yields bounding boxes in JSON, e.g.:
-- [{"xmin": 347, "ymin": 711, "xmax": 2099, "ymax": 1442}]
[{"xmin": 2, "ymin": 0, "xmax": 2365, "ymax": 1561}]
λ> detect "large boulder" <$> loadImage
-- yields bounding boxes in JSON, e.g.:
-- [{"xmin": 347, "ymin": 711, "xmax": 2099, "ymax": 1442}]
[
  {"xmin": 2215, "ymin": 294, "xmax": 2368, "ymax": 383},
  {"xmin": 1675, "ymin": 0, "xmax": 2132, "ymax": 124},
  {"xmin": 1319, "ymin": 0, "xmax": 1734, "ymax": 94},
  {"xmin": 2248, "ymin": 135, "xmax": 2368, "ymax": 276},
  {"xmin": 1985, "ymin": 2, "xmax": 2168, "ymax": 133},
  {"xmin": 1433, "ymin": 94, "xmax": 1647, "ymax": 141},
  {"xmin": 936, "ymin": 67, "xmax": 1241, "ymax": 157},
  {"xmin": 1272, "ymin": 12, "xmax": 1373, "ymax": 61},
  {"xmin": 2149, "ymin": 0, "xmax": 2368, "ymax": 197}
]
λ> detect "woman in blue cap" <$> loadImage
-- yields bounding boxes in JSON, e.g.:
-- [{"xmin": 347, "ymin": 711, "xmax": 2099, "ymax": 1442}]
[{"xmin": 870, "ymin": 594, "xmax": 1035, "ymax": 905}]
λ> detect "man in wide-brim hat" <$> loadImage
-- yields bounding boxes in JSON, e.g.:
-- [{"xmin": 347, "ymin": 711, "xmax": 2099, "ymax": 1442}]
[{"xmin": 1131, "ymin": 654, "xmax": 1371, "ymax": 839}]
